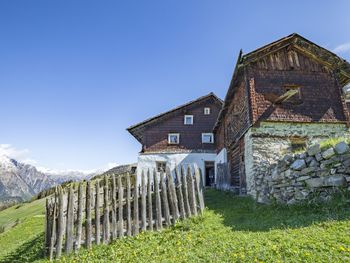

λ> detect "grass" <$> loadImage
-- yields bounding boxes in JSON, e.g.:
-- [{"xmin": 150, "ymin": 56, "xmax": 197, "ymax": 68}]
[
  {"xmin": 319, "ymin": 137, "xmax": 350, "ymax": 150},
  {"xmin": 2, "ymin": 189, "xmax": 350, "ymax": 262},
  {"xmin": 0, "ymin": 198, "xmax": 46, "ymax": 262}
]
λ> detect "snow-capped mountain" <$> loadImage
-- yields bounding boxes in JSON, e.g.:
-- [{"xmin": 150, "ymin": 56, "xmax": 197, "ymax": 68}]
[{"xmin": 0, "ymin": 155, "xmax": 99, "ymax": 205}]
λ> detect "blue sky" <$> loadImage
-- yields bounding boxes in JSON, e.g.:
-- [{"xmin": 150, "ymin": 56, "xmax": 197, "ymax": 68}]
[{"xmin": 1, "ymin": 0, "xmax": 350, "ymax": 171}]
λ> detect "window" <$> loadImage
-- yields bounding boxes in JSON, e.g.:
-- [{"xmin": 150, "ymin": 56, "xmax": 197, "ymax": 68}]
[
  {"xmin": 204, "ymin": 107, "xmax": 211, "ymax": 115},
  {"xmin": 184, "ymin": 115, "xmax": 193, "ymax": 125},
  {"xmin": 282, "ymin": 84, "xmax": 303, "ymax": 105},
  {"xmin": 156, "ymin": 161, "xmax": 166, "ymax": 173},
  {"xmin": 202, "ymin": 133, "xmax": 214, "ymax": 144},
  {"xmin": 168, "ymin": 133, "xmax": 180, "ymax": 144}
]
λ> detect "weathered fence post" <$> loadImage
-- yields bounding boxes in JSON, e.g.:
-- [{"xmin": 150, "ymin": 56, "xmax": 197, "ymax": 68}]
[
  {"xmin": 188, "ymin": 166, "xmax": 198, "ymax": 216},
  {"xmin": 85, "ymin": 181, "xmax": 92, "ymax": 249},
  {"xmin": 45, "ymin": 198, "xmax": 50, "ymax": 257},
  {"xmin": 75, "ymin": 183, "xmax": 83, "ymax": 251},
  {"xmin": 118, "ymin": 175, "xmax": 124, "ymax": 238},
  {"xmin": 126, "ymin": 174, "xmax": 132, "ymax": 236},
  {"xmin": 103, "ymin": 176, "xmax": 110, "ymax": 244},
  {"xmin": 147, "ymin": 169, "xmax": 153, "ymax": 231},
  {"xmin": 56, "ymin": 186, "xmax": 64, "ymax": 258},
  {"xmin": 49, "ymin": 193, "xmax": 57, "ymax": 261},
  {"xmin": 175, "ymin": 167, "xmax": 186, "ymax": 219},
  {"xmin": 111, "ymin": 175, "xmax": 117, "ymax": 240},
  {"xmin": 160, "ymin": 171, "xmax": 171, "ymax": 226},
  {"xmin": 154, "ymin": 169, "xmax": 162, "ymax": 230},
  {"xmin": 141, "ymin": 171, "xmax": 147, "ymax": 231},
  {"xmin": 166, "ymin": 167, "xmax": 179, "ymax": 223},
  {"xmin": 95, "ymin": 181, "xmax": 101, "ymax": 245},
  {"xmin": 65, "ymin": 186, "xmax": 74, "ymax": 254},
  {"xmin": 194, "ymin": 164, "xmax": 205, "ymax": 214},
  {"xmin": 133, "ymin": 179, "xmax": 139, "ymax": 235},
  {"xmin": 181, "ymin": 165, "xmax": 191, "ymax": 217}
]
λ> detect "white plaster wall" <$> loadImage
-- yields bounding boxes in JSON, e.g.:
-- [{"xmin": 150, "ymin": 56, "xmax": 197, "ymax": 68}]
[{"xmin": 136, "ymin": 152, "xmax": 216, "ymax": 185}]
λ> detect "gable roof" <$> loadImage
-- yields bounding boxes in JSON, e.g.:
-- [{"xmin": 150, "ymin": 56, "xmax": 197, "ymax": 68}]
[
  {"xmin": 127, "ymin": 92, "xmax": 223, "ymax": 143},
  {"xmin": 214, "ymin": 33, "xmax": 350, "ymax": 132}
]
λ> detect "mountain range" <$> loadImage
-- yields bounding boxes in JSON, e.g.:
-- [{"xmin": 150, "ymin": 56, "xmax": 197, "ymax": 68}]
[{"xmin": 0, "ymin": 155, "xmax": 98, "ymax": 207}]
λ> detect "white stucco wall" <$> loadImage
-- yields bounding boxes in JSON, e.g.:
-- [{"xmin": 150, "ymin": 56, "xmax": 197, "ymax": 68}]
[{"xmin": 136, "ymin": 152, "xmax": 216, "ymax": 185}]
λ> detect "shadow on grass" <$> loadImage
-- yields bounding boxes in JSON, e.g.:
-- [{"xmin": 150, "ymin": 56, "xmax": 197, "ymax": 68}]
[
  {"xmin": 205, "ymin": 188, "xmax": 350, "ymax": 232},
  {"xmin": 0, "ymin": 233, "xmax": 45, "ymax": 263}
]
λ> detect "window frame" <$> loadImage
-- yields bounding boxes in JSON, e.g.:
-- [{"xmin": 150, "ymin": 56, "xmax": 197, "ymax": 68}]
[
  {"xmin": 204, "ymin": 107, "xmax": 211, "ymax": 115},
  {"xmin": 184, "ymin": 115, "xmax": 194, "ymax": 125},
  {"xmin": 202, "ymin": 133, "xmax": 214, "ymax": 144},
  {"xmin": 156, "ymin": 161, "xmax": 167, "ymax": 173},
  {"xmin": 168, "ymin": 133, "xmax": 180, "ymax": 144}
]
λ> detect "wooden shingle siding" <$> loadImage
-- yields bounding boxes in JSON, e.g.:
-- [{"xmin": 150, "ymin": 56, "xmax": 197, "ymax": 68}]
[{"xmin": 143, "ymin": 97, "xmax": 221, "ymax": 153}]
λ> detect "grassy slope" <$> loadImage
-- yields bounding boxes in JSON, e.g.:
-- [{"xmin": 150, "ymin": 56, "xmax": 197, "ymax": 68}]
[
  {"xmin": 0, "ymin": 198, "xmax": 46, "ymax": 262},
  {"xmin": 2, "ymin": 190, "xmax": 350, "ymax": 262},
  {"xmin": 53, "ymin": 190, "xmax": 350, "ymax": 263}
]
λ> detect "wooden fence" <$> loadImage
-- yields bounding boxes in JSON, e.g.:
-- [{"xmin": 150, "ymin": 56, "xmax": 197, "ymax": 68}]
[
  {"xmin": 44, "ymin": 165, "xmax": 205, "ymax": 260},
  {"xmin": 216, "ymin": 163, "xmax": 231, "ymax": 191}
]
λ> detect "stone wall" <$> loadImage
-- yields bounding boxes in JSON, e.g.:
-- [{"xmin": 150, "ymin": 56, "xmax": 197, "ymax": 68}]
[
  {"xmin": 243, "ymin": 121, "xmax": 350, "ymax": 202},
  {"xmin": 256, "ymin": 141, "xmax": 350, "ymax": 204}
]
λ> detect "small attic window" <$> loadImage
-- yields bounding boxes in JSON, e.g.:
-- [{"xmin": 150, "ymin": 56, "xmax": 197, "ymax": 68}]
[
  {"xmin": 204, "ymin": 107, "xmax": 211, "ymax": 115},
  {"xmin": 277, "ymin": 84, "xmax": 303, "ymax": 105},
  {"xmin": 184, "ymin": 115, "xmax": 193, "ymax": 125}
]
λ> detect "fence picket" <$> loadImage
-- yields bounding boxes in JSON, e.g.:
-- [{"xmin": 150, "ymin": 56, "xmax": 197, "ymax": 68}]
[
  {"xmin": 65, "ymin": 187, "xmax": 74, "ymax": 254},
  {"xmin": 154, "ymin": 169, "xmax": 162, "ymax": 230},
  {"xmin": 194, "ymin": 165, "xmax": 205, "ymax": 214},
  {"xmin": 56, "ymin": 187, "xmax": 64, "ymax": 258},
  {"xmin": 181, "ymin": 165, "xmax": 191, "ymax": 217},
  {"xmin": 85, "ymin": 181, "xmax": 92, "ymax": 249},
  {"xmin": 160, "ymin": 171, "xmax": 171, "ymax": 226},
  {"xmin": 133, "ymin": 183, "xmax": 139, "ymax": 235},
  {"xmin": 166, "ymin": 167, "xmax": 178, "ymax": 223},
  {"xmin": 141, "ymin": 171, "xmax": 147, "ymax": 231},
  {"xmin": 126, "ymin": 174, "xmax": 132, "ymax": 236},
  {"xmin": 147, "ymin": 169, "xmax": 153, "ymax": 231},
  {"xmin": 103, "ymin": 176, "xmax": 110, "ymax": 244},
  {"xmin": 118, "ymin": 175, "xmax": 124, "ymax": 238},
  {"xmin": 95, "ymin": 181, "xmax": 101, "ymax": 245},
  {"xmin": 49, "ymin": 194, "xmax": 57, "ymax": 261},
  {"xmin": 175, "ymin": 167, "xmax": 185, "ymax": 219},
  {"xmin": 75, "ymin": 183, "xmax": 83, "ymax": 251},
  {"xmin": 111, "ymin": 175, "xmax": 117, "ymax": 240},
  {"xmin": 188, "ymin": 166, "xmax": 198, "ymax": 216}
]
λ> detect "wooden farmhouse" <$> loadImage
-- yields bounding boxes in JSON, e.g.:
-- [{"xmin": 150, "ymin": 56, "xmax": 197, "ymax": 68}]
[
  {"xmin": 127, "ymin": 93, "xmax": 222, "ymax": 186},
  {"xmin": 214, "ymin": 33, "xmax": 350, "ymax": 197}
]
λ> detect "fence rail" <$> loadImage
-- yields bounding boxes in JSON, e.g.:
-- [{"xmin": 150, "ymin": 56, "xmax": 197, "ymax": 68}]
[{"xmin": 44, "ymin": 165, "xmax": 205, "ymax": 260}]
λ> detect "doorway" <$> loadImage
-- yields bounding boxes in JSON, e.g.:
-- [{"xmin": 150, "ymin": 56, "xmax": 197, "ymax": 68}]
[{"xmin": 205, "ymin": 161, "xmax": 215, "ymax": 187}]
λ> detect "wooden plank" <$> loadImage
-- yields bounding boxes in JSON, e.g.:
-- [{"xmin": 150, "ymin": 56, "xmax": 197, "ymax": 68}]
[
  {"xmin": 103, "ymin": 176, "xmax": 110, "ymax": 244},
  {"xmin": 49, "ymin": 193, "xmax": 57, "ymax": 261},
  {"xmin": 133, "ymin": 178, "xmax": 139, "ymax": 235},
  {"xmin": 166, "ymin": 166, "xmax": 178, "ymax": 223},
  {"xmin": 181, "ymin": 165, "xmax": 191, "ymax": 217},
  {"xmin": 65, "ymin": 186, "xmax": 74, "ymax": 254},
  {"xmin": 75, "ymin": 183, "xmax": 83, "ymax": 251},
  {"xmin": 188, "ymin": 166, "xmax": 198, "ymax": 216},
  {"xmin": 154, "ymin": 169, "xmax": 162, "ymax": 230},
  {"xmin": 111, "ymin": 175, "xmax": 117, "ymax": 240},
  {"xmin": 194, "ymin": 165, "xmax": 205, "ymax": 214},
  {"xmin": 118, "ymin": 175, "xmax": 124, "ymax": 238},
  {"xmin": 175, "ymin": 167, "xmax": 185, "ymax": 219},
  {"xmin": 56, "ymin": 186, "xmax": 64, "ymax": 258},
  {"xmin": 160, "ymin": 171, "xmax": 171, "ymax": 226},
  {"xmin": 85, "ymin": 181, "xmax": 92, "ymax": 249},
  {"xmin": 95, "ymin": 181, "xmax": 101, "ymax": 245},
  {"xmin": 44, "ymin": 198, "xmax": 50, "ymax": 257},
  {"xmin": 126, "ymin": 173, "xmax": 132, "ymax": 236},
  {"xmin": 147, "ymin": 169, "xmax": 153, "ymax": 231},
  {"xmin": 141, "ymin": 171, "xmax": 147, "ymax": 231}
]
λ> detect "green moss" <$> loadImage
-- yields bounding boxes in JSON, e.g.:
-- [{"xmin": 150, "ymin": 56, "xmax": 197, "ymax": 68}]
[{"xmin": 319, "ymin": 137, "xmax": 350, "ymax": 150}]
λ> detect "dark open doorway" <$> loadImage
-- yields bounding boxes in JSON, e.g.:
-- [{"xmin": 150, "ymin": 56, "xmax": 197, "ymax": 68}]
[{"xmin": 205, "ymin": 161, "xmax": 215, "ymax": 187}]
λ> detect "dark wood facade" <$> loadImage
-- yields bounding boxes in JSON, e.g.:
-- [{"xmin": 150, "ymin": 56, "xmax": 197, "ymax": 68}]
[
  {"xmin": 214, "ymin": 33, "xmax": 350, "ymax": 190},
  {"xmin": 128, "ymin": 93, "xmax": 222, "ymax": 153}
]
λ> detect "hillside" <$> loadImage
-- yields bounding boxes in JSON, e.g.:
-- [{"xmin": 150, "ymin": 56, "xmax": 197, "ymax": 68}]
[{"xmin": 1, "ymin": 189, "xmax": 350, "ymax": 262}]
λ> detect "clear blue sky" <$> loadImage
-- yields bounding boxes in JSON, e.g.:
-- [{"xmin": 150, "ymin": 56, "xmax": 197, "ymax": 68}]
[{"xmin": 1, "ymin": 0, "xmax": 350, "ymax": 171}]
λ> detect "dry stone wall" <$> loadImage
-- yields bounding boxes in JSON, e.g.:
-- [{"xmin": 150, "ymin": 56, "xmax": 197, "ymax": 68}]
[{"xmin": 256, "ymin": 141, "xmax": 350, "ymax": 204}]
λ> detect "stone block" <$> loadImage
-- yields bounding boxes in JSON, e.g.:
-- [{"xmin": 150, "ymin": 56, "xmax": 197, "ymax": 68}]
[
  {"xmin": 322, "ymin": 148, "xmax": 335, "ymax": 159},
  {"xmin": 296, "ymin": 175, "xmax": 311, "ymax": 182},
  {"xmin": 307, "ymin": 144, "xmax": 321, "ymax": 156},
  {"xmin": 305, "ymin": 178, "xmax": 324, "ymax": 188},
  {"xmin": 334, "ymin": 141, "xmax": 350, "ymax": 155},
  {"xmin": 300, "ymin": 167, "xmax": 317, "ymax": 175},
  {"xmin": 324, "ymin": 175, "xmax": 346, "ymax": 187},
  {"xmin": 309, "ymin": 160, "xmax": 319, "ymax": 167},
  {"xmin": 291, "ymin": 159, "xmax": 306, "ymax": 171}
]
